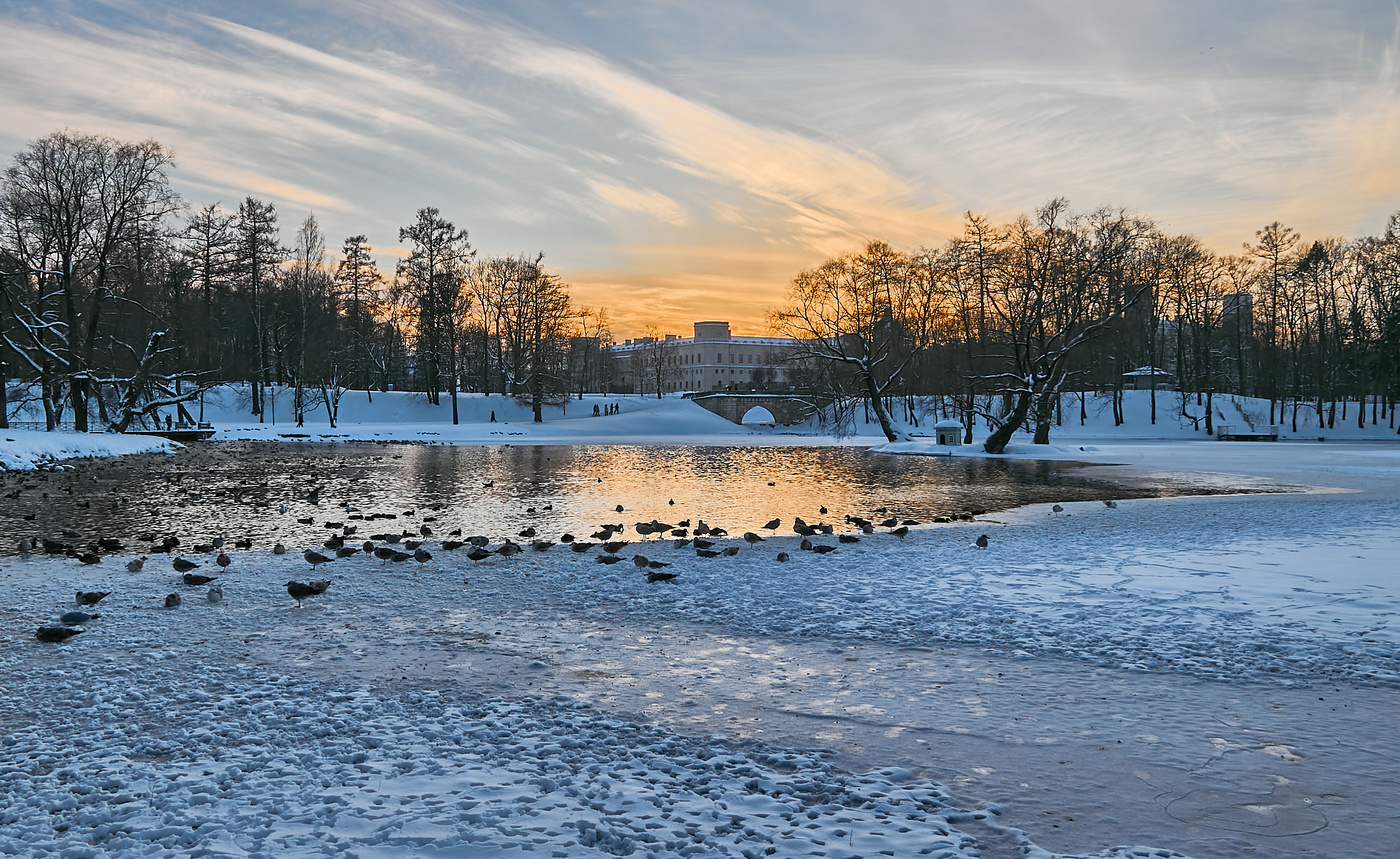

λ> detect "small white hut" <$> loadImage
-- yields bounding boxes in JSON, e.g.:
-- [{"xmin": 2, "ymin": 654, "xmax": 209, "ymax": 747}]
[{"xmin": 934, "ymin": 418, "xmax": 963, "ymax": 445}]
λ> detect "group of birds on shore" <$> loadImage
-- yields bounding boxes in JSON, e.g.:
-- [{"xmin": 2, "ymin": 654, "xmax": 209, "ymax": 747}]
[{"xmin": 26, "ymin": 476, "xmax": 1014, "ymax": 642}]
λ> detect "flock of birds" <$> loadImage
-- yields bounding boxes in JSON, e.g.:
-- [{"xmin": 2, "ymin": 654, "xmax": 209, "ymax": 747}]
[{"xmin": 13, "ymin": 472, "xmax": 1103, "ymax": 644}]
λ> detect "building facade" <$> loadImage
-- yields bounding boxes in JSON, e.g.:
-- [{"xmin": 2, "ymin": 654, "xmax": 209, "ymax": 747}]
[{"xmin": 610, "ymin": 321, "xmax": 801, "ymax": 394}]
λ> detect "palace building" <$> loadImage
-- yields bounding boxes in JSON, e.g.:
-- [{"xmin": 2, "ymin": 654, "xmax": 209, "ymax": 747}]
[{"xmin": 609, "ymin": 321, "xmax": 801, "ymax": 394}]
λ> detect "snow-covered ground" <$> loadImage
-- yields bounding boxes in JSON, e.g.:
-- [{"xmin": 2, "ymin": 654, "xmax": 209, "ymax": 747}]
[{"xmin": 1, "ymin": 389, "xmax": 1397, "ymax": 858}]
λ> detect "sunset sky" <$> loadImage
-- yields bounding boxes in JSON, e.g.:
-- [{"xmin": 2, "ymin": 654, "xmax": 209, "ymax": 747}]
[{"xmin": 2, "ymin": 1, "xmax": 1398, "ymax": 337}]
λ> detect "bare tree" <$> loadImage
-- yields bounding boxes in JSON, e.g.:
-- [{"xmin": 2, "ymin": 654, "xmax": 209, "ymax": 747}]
[
  {"xmin": 770, "ymin": 240, "xmax": 932, "ymax": 442},
  {"xmin": 235, "ymin": 197, "xmax": 281, "ymax": 420},
  {"xmin": 334, "ymin": 234, "xmax": 382, "ymax": 397},
  {"xmin": 397, "ymin": 207, "xmax": 473, "ymax": 420},
  {"xmin": 0, "ymin": 130, "xmax": 180, "ymax": 431}
]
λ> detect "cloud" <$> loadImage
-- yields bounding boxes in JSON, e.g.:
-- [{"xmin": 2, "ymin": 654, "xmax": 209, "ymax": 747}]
[{"xmin": 588, "ymin": 181, "xmax": 691, "ymax": 226}]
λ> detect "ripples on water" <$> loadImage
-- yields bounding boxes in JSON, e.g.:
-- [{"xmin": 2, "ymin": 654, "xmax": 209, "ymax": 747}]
[{"xmin": 0, "ymin": 441, "xmax": 1196, "ymax": 555}]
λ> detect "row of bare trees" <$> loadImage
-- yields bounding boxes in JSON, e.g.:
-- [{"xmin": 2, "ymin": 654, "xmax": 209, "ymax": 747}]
[
  {"xmin": 1, "ymin": 131, "xmax": 606, "ymax": 430},
  {"xmin": 772, "ymin": 200, "xmax": 1400, "ymax": 449}
]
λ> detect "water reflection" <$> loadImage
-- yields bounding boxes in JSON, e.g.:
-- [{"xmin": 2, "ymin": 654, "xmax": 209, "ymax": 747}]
[{"xmin": 0, "ymin": 442, "xmax": 1194, "ymax": 555}]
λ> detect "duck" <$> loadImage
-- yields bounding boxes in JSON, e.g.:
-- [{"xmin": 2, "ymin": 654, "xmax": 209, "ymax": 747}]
[
  {"xmin": 975, "ymin": 534, "xmax": 989, "ymax": 549},
  {"xmin": 75, "ymin": 591, "xmax": 111, "ymax": 606},
  {"xmin": 163, "ymin": 593, "xmax": 182, "ymax": 608},
  {"xmin": 60, "ymin": 610, "xmax": 99, "ymax": 625},
  {"xmin": 182, "ymin": 572, "xmax": 217, "ymax": 586}
]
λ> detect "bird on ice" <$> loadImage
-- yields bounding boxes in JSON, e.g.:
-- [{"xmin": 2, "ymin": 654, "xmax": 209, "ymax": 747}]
[
  {"xmin": 1051, "ymin": 504, "xmax": 1065, "ymax": 515},
  {"xmin": 303, "ymin": 549, "xmax": 332, "ymax": 570},
  {"xmin": 163, "ymin": 593, "xmax": 182, "ymax": 608},
  {"xmin": 183, "ymin": 572, "xmax": 217, "ymax": 586},
  {"xmin": 60, "ymin": 611, "xmax": 99, "ymax": 625},
  {"xmin": 207, "ymin": 584, "xmax": 224, "ymax": 603},
  {"xmin": 172, "ymin": 557, "xmax": 199, "ymax": 573},
  {"xmin": 76, "ymin": 591, "xmax": 111, "ymax": 606},
  {"xmin": 286, "ymin": 579, "xmax": 329, "ymax": 607},
  {"xmin": 975, "ymin": 534, "xmax": 990, "ymax": 549},
  {"xmin": 36, "ymin": 626, "xmax": 83, "ymax": 643},
  {"xmin": 125, "ymin": 556, "xmax": 146, "ymax": 572},
  {"xmin": 1103, "ymin": 500, "xmax": 1118, "ymax": 508}
]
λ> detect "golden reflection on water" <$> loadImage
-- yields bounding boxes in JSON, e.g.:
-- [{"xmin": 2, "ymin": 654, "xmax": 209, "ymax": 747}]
[{"xmin": 0, "ymin": 442, "xmax": 1131, "ymax": 553}]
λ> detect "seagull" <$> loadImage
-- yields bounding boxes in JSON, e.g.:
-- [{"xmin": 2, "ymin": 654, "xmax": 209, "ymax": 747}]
[
  {"xmin": 496, "ymin": 541, "xmax": 522, "ymax": 559},
  {"xmin": 413, "ymin": 548, "xmax": 432, "ymax": 564},
  {"xmin": 1103, "ymin": 500, "xmax": 1118, "ymax": 508},
  {"xmin": 75, "ymin": 591, "xmax": 111, "ymax": 606},
  {"xmin": 838, "ymin": 534, "xmax": 860, "ymax": 544},
  {"xmin": 812, "ymin": 544, "xmax": 836, "ymax": 554},
  {"xmin": 207, "ymin": 584, "xmax": 224, "ymax": 603},
  {"xmin": 1051, "ymin": 504, "xmax": 1064, "ymax": 515},
  {"xmin": 273, "ymin": 543, "xmax": 287, "ymax": 555},
  {"xmin": 762, "ymin": 518, "xmax": 780, "ymax": 531},
  {"xmin": 632, "ymin": 554, "xmax": 650, "ymax": 568},
  {"xmin": 164, "ymin": 593, "xmax": 182, "ymax": 608},
  {"xmin": 303, "ymin": 549, "xmax": 332, "ymax": 570},
  {"xmin": 743, "ymin": 532, "xmax": 765, "ymax": 545},
  {"xmin": 890, "ymin": 526, "xmax": 909, "ymax": 539},
  {"xmin": 183, "ymin": 572, "xmax": 217, "ymax": 586},
  {"xmin": 465, "ymin": 547, "xmax": 493, "ymax": 563},
  {"xmin": 596, "ymin": 554, "xmax": 623, "ymax": 565},
  {"xmin": 286, "ymin": 580, "xmax": 315, "ymax": 607},
  {"xmin": 125, "ymin": 556, "xmax": 146, "ymax": 572},
  {"xmin": 36, "ymin": 626, "xmax": 83, "ymax": 643},
  {"xmin": 975, "ymin": 534, "xmax": 989, "ymax": 549},
  {"xmin": 60, "ymin": 611, "xmax": 99, "ymax": 625},
  {"xmin": 216, "ymin": 553, "xmax": 232, "ymax": 570},
  {"xmin": 776, "ymin": 552, "xmax": 790, "ymax": 562},
  {"xmin": 647, "ymin": 571, "xmax": 677, "ymax": 583},
  {"xmin": 172, "ymin": 557, "xmax": 199, "ymax": 573}
]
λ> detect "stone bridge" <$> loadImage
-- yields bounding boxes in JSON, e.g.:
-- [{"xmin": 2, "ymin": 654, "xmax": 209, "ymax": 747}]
[{"xmin": 685, "ymin": 393, "xmax": 813, "ymax": 426}]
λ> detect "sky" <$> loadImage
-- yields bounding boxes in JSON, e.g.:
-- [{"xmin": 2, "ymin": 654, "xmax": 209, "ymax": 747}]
[{"xmin": 2, "ymin": 1, "xmax": 1398, "ymax": 337}]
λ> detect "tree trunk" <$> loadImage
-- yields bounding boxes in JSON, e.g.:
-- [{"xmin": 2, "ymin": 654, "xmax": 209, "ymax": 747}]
[
  {"xmin": 861, "ymin": 368, "xmax": 902, "ymax": 442},
  {"xmin": 984, "ymin": 390, "xmax": 1031, "ymax": 454}
]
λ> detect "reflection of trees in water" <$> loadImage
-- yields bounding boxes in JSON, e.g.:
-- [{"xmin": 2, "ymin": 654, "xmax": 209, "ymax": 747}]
[{"xmin": 0, "ymin": 442, "xmax": 1169, "ymax": 557}]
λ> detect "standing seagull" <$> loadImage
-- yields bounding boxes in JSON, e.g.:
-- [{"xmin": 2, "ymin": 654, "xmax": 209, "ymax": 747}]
[
  {"xmin": 975, "ymin": 534, "xmax": 989, "ymax": 549},
  {"xmin": 126, "ymin": 556, "xmax": 146, "ymax": 573},
  {"xmin": 303, "ymin": 549, "xmax": 332, "ymax": 570}
]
